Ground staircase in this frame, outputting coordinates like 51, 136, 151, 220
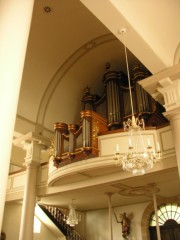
39, 204, 85, 240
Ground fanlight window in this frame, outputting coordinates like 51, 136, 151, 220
150, 203, 180, 226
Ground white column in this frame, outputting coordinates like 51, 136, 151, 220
152, 191, 161, 240
156, 77, 180, 177
0, 0, 34, 231
19, 162, 39, 240
164, 110, 180, 177
19, 140, 42, 240
106, 193, 114, 240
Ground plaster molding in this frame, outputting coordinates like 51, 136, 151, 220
139, 64, 180, 105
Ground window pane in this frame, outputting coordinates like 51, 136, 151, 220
149, 203, 180, 227
171, 211, 176, 219
159, 215, 166, 223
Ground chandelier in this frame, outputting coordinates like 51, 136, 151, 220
114, 28, 161, 175
64, 200, 81, 227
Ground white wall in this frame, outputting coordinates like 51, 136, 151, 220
85, 202, 150, 240
2, 201, 150, 240
73, 211, 87, 237
2, 203, 59, 240
2, 203, 22, 240
86, 208, 108, 240
33, 222, 58, 240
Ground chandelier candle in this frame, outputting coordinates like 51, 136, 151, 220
113, 28, 161, 175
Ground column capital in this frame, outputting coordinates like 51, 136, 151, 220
157, 78, 180, 112
163, 108, 180, 121
13, 132, 50, 164
23, 141, 44, 164
13, 131, 50, 148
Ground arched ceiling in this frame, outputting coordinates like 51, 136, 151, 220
15, 0, 180, 136
10, 0, 180, 212
15, 0, 136, 135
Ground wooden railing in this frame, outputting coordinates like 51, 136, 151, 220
39, 205, 85, 240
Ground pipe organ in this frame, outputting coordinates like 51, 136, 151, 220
103, 70, 122, 129
51, 63, 168, 168
132, 63, 153, 114
52, 110, 107, 168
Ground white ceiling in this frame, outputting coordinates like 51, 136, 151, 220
40, 166, 180, 211
12, 0, 180, 211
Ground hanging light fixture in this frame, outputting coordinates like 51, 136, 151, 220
114, 28, 161, 175
64, 200, 81, 227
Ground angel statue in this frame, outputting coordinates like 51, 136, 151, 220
0, 231, 6, 240
119, 212, 133, 239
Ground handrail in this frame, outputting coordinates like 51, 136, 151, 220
39, 204, 86, 240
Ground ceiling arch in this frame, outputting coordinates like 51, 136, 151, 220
36, 33, 117, 127
15, 0, 180, 136
10, 0, 180, 212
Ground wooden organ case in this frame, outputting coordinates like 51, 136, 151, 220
51, 63, 168, 168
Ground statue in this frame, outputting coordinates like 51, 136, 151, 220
0, 231, 6, 240
118, 212, 133, 239
119, 212, 131, 239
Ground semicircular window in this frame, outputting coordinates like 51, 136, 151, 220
150, 203, 180, 226
149, 203, 180, 240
